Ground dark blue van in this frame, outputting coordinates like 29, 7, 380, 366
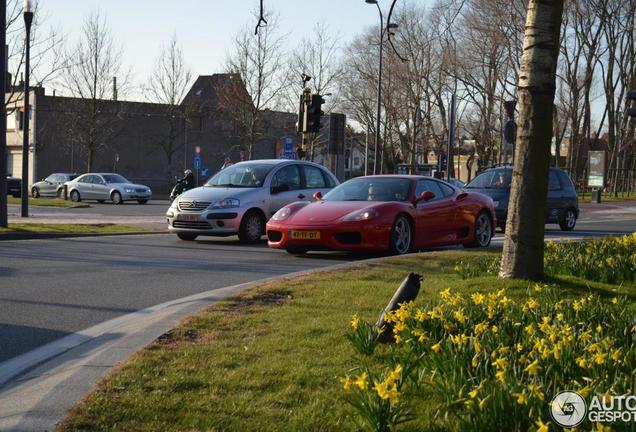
465, 166, 579, 231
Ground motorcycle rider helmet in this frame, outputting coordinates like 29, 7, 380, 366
183, 169, 193, 181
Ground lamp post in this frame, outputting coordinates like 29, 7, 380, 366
0, 0, 7, 227
365, 0, 396, 175
21, 0, 34, 217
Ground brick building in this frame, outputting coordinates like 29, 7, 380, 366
5, 74, 296, 194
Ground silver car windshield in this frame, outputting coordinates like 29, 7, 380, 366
102, 174, 129, 184
323, 178, 411, 202
206, 163, 275, 188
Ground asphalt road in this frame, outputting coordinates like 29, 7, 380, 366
0, 235, 355, 363
1, 200, 634, 364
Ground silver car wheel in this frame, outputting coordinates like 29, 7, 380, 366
245, 214, 261, 239
391, 216, 412, 255
111, 191, 122, 205
475, 213, 492, 247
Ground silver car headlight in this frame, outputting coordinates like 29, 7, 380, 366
493, 201, 499, 208
209, 198, 240, 209
125, 188, 135, 193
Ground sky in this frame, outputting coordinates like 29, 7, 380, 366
37, 0, 392, 100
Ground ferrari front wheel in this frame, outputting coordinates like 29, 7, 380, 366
390, 215, 412, 255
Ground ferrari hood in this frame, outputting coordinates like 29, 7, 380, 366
290, 201, 378, 223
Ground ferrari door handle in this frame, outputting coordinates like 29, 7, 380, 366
297, 194, 306, 199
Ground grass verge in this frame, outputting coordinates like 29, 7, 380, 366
0, 223, 150, 235
7, 197, 87, 208
57, 250, 630, 431
579, 190, 636, 202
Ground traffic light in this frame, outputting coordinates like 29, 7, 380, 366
307, 94, 325, 133
628, 90, 636, 118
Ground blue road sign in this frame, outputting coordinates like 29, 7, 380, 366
194, 154, 201, 170
201, 166, 209, 177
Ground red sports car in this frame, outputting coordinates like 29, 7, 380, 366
266, 175, 496, 255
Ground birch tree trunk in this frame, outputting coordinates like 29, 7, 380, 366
499, 0, 564, 280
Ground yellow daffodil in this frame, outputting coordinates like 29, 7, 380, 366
495, 370, 506, 383
468, 388, 478, 399
611, 297, 618, 304
513, 392, 526, 405
340, 375, 352, 391
492, 357, 507, 370
350, 314, 360, 330
471, 293, 485, 305
525, 359, 540, 375
431, 343, 442, 353
535, 418, 549, 432
454, 309, 467, 324
354, 372, 368, 390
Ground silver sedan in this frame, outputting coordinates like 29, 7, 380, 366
166, 159, 339, 243
65, 173, 152, 204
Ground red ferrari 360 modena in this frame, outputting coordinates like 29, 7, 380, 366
266, 175, 496, 255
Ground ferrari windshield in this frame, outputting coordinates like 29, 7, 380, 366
323, 178, 411, 202
206, 162, 276, 188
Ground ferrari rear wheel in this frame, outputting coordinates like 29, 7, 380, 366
464, 211, 493, 248
390, 215, 412, 255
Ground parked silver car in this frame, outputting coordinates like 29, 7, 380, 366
32, 173, 78, 198
166, 159, 339, 242
65, 173, 152, 204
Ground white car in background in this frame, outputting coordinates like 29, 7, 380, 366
65, 173, 152, 204
166, 159, 339, 243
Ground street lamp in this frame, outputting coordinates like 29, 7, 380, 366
365, 0, 387, 175
21, 0, 34, 217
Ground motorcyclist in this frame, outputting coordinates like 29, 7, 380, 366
181, 169, 195, 189
170, 169, 195, 202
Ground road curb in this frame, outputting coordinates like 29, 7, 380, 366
0, 230, 168, 241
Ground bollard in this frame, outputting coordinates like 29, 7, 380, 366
63, 184, 68, 200
375, 272, 422, 343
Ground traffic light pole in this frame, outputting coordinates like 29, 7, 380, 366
299, 87, 311, 160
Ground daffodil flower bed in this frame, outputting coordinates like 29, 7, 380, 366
544, 233, 636, 284
454, 234, 636, 285
342, 284, 636, 431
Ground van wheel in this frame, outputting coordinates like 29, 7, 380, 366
559, 208, 577, 231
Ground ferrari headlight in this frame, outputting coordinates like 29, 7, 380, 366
343, 208, 380, 221
271, 207, 291, 221
209, 198, 240, 209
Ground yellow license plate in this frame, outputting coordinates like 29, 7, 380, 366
289, 230, 320, 240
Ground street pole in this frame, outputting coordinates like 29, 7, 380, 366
374, 15, 383, 175
364, 125, 369, 176
0, 1, 7, 227
446, 93, 456, 181
365, 0, 384, 175
21, 0, 34, 218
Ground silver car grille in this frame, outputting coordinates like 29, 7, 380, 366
172, 221, 212, 230
135, 188, 147, 193
178, 199, 211, 212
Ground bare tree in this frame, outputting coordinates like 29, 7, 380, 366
146, 34, 193, 180
5, 0, 66, 110
59, 11, 130, 172
219, 11, 286, 160
500, 0, 565, 280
